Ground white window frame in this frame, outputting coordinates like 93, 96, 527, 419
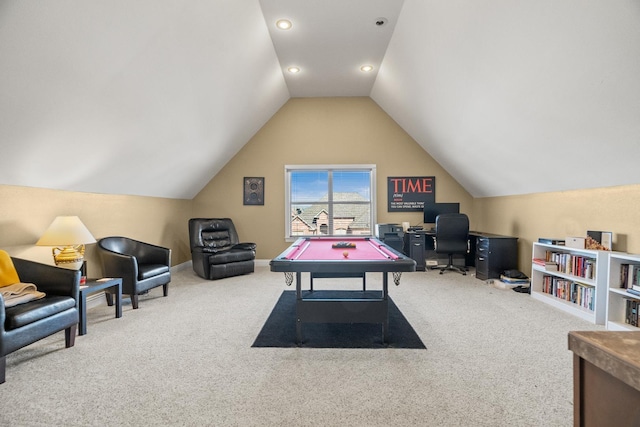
284, 164, 377, 241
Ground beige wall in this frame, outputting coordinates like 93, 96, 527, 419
475, 184, 640, 273
4, 97, 637, 276
192, 97, 473, 258
0, 185, 192, 276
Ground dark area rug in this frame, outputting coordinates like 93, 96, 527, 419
252, 290, 426, 349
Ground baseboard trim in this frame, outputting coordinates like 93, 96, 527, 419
176, 259, 270, 271
86, 261, 192, 310
85, 291, 107, 310
171, 261, 192, 272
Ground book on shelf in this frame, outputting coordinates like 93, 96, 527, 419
538, 238, 565, 245
627, 288, 640, 296
626, 299, 639, 326
544, 251, 596, 279
534, 258, 559, 271
541, 275, 594, 310
633, 266, 640, 292
620, 264, 640, 290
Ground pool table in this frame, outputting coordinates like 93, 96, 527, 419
270, 237, 416, 344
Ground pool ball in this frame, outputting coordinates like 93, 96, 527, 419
343, 251, 349, 258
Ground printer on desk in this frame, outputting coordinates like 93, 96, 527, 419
375, 223, 404, 253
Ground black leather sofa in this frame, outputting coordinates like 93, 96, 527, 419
188, 218, 256, 280
97, 237, 171, 309
1, 258, 80, 384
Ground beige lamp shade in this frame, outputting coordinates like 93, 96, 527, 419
36, 216, 96, 269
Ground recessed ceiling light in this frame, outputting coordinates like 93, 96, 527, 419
288, 66, 300, 73
360, 65, 374, 72
276, 19, 292, 30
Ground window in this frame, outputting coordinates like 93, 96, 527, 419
285, 165, 376, 239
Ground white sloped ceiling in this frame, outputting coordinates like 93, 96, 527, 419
1, 0, 639, 200
0, 0, 289, 199
372, 0, 640, 197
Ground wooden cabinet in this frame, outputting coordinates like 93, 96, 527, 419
569, 331, 640, 426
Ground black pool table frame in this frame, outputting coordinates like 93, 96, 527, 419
270, 238, 416, 344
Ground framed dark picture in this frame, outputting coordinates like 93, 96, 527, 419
244, 177, 264, 205
387, 176, 435, 211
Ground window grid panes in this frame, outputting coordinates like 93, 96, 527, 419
286, 165, 376, 239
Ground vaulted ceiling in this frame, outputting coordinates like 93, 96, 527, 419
1, 1, 639, 200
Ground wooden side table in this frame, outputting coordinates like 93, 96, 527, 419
568, 331, 640, 426
78, 278, 123, 336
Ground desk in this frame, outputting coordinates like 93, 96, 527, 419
404, 231, 518, 279
568, 331, 640, 426
78, 278, 122, 336
270, 237, 416, 344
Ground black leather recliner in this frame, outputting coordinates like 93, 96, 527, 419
1, 258, 80, 384
97, 237, 171, 309
189, 218, 256, 280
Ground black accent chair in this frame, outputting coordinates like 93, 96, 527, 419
189, 218, 256, 280
1, 258, 80, 384
433, 213, 470, 275
97, 237, 171, 309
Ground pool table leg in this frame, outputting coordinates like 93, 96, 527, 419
383, 272, 389, 343
296, 272, 303, 345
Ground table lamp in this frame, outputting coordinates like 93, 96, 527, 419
36, 216, 96, 270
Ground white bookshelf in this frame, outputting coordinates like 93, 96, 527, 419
530, 242, 609, 325
606, 252, 640, 331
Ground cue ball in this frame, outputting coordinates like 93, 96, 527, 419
343, 251, 349, 258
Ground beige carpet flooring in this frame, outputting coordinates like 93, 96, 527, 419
0, 264, 603, 426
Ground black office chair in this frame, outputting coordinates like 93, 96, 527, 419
433, 213, 470, 275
